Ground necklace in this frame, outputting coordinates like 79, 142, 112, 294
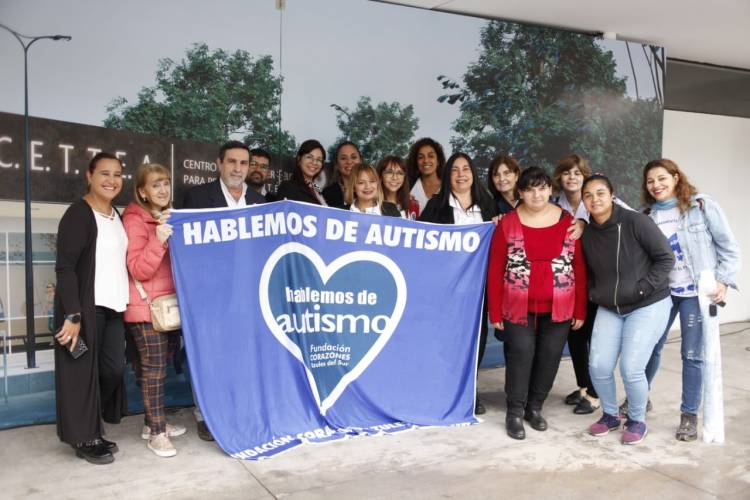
84, 195, 114, 220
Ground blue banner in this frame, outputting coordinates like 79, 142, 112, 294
168, 200, 494, 459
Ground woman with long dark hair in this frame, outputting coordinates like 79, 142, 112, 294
54, 152, 129, 464
487, 167, 588, 440
277, 140, 328, 205
420, 152, 498, 415
323, 141, 362, 208
377, 155, 419, 219
641, 159, 740, 441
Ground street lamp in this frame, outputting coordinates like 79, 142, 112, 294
0, 23, 71, 369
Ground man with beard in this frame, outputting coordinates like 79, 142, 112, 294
183, 141, 267, 209
248, 148, 272, 201
181, 140, 265, 441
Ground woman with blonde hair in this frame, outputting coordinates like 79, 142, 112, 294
641, 158, 740, 441
345, 163, 401, 217
123, 163, 186, 457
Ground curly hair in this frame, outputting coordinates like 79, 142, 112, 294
406, 137, 445, 185
642, 159, 697, 213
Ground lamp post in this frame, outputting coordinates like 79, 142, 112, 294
0, 24, 71, 369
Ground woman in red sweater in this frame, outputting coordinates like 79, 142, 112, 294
487, 167, 588, 440
123, 163, 186, 457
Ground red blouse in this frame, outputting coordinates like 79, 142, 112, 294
487, 216, 588, 324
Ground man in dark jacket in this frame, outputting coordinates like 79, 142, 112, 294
180, 141, 265, 441
182, 141, 266, 209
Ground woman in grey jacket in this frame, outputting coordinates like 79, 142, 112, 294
641, 159, 740, 442
580, 174, 675, 445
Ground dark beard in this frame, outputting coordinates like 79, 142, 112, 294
247, 177, 265, 189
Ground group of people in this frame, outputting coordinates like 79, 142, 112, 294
52, 136, 740, 465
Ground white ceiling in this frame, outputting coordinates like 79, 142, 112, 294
384, 0, 750, 70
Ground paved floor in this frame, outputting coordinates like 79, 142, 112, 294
1, 323, 749, 500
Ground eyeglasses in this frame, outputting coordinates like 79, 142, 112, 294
249, 161, 269, 170
383, 169, 404, 177
303, 154, 324, 165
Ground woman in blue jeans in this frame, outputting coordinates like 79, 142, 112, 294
580, 174, 675, 445
641, 159, 740, 441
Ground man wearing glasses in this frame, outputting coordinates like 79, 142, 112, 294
248, 148, 272, 200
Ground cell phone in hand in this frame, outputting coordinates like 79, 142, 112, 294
55, 326, 88, 359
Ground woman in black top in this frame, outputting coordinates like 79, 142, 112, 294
581, 174, 674, 445
54, 152, 129, 464
323, 141, 362, 208
419, 153, 498, 415
487, 154, 520, 215
277, 140, 328, 205
419, 153, 498, 224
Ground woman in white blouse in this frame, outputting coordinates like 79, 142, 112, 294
419, 152, 499, 415
407, 138, 445, 213
53, 152, 129, 464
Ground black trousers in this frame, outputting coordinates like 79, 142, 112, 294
566, 301, 598, 398
95, 307, 127, 424
503, 314, 569, 417
55, 306, 126, 445
477, 300, 489, 373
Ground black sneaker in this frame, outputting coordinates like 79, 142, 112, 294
565, 389, 584, 406
619, 398, 652, 418
74, 441, 114, 465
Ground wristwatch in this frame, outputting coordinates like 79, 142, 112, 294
65, 313, 81, 324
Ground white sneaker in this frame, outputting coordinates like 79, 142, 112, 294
147, 433, 177, 458
141, 423, 187, 440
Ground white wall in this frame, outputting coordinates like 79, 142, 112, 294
662, 110, 750, 323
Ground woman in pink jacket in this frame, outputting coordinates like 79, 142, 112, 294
123, 163, 186, 457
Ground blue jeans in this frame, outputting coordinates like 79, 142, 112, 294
589, 297, 671, 422
645, 295, 703, 414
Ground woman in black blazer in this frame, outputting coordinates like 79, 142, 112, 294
54, 152, 129, 464
277, 140, 328, 205
419, 152, 498, 415
419, 153, 498, 224
323, 141, 362, 209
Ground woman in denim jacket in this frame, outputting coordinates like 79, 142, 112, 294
641, 159, 740, 442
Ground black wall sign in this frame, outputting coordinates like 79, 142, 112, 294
0, 112, 294, 208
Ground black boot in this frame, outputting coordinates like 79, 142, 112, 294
523, 408, 548, 431
506, 415, 526, 440
475, 394, 486, 415
676, 412, 698, 442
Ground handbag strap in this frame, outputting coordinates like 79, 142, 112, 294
133, 279, 152, 305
